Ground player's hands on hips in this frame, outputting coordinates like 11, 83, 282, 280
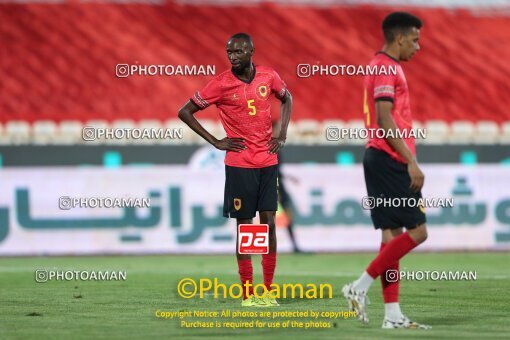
267, 137, 285, 154
408, 160, 425, 192
213, 137, 246, 152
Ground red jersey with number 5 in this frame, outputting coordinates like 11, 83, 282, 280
191, 65, 287, 168
364, 52, 416, 164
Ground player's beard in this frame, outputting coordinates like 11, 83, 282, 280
232, 60, 251, 74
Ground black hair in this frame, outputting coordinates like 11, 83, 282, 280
229, 32, 253, 46
382, 12, 422, 42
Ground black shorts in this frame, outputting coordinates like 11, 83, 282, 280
363, 147, 426, 230
223, 164, 278, 219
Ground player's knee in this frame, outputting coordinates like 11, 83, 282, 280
417, 232, 428, 244
419, 225, 428, 242
268, 223, 276, 234
408, 224, 427, 244
259, 212, 275, 227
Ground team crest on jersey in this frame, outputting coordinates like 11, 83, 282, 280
234, 198, 242, 211
419, 204, 425, 214
256, 83, 269, 100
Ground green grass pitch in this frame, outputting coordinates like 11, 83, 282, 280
0, 252, 509, 339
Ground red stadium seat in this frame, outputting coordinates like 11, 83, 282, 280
0, 2, 508, 124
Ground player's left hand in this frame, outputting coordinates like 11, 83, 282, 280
267, 137, 285, 154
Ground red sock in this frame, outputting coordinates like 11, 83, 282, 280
366, 233, 416, 279
237, 259, 253, 299
379, 242, 400, 303
262, 252, 277, 291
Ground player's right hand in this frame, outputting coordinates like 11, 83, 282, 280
213, 137, 246, 152
408, 160, 425, 192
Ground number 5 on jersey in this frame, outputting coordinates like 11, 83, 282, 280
247, 99, 257, 116
363, 88, 371, 127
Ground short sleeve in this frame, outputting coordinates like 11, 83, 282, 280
191, 78, 222, 109
271, 70, 287, 99
373, 72, 397, 102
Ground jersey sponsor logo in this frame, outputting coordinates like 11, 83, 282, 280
238, 224, 269, 254
256, 83, 269, 100
234, 198, 242, 211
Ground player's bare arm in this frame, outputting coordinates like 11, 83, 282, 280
375, 100, 424, 192
178, 100, 246, 152
267, 90, 292, 154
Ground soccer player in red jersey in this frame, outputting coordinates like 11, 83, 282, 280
178, 33, 292, 307
342, 12, 431, 329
